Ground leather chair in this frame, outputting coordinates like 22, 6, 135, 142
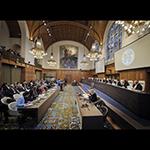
99, 106, 109, 128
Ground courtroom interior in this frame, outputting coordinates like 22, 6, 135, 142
0, 20, 150, 129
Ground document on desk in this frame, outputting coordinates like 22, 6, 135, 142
82, 94, 89, 99
25, 103, 33, 107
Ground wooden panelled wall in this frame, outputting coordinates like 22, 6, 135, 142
119, 69, 146, 81
23, 65, 43, 81
106, 63, 115, 74
43, 69, 95, 83
0, 58, 43, 83
23, 65, 36, 81
97, 73, 105, 79
0, 59, 25, 83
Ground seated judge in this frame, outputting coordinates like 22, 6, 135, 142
88, 89, 98, 103
123, 80, 130, 88
117, 80, 122, 87
133, 80, 143, 91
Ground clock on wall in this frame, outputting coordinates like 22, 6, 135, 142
121, 48, 135, 66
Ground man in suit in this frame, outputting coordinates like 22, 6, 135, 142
88, 89, 98, 103
133, 81, 143, 91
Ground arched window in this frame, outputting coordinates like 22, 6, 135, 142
106, 22, 122, 61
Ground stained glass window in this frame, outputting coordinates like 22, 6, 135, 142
106, 22, 122, 60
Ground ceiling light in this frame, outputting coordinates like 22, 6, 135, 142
29, 36, 47, 59
86, 40, 102, 61
115, 20, 150, 36
47, 46, 57, 66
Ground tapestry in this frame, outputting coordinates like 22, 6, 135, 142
60, 45, 78, 69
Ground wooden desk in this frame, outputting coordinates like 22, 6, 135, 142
77, 97, 102, 117
76, 90, 104, 129
18, 87, 59, 124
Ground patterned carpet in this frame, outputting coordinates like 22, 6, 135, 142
36, 85, 81, 129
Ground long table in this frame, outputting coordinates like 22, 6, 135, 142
82, 79, 150, 120
18, 87, 59, 124
75, 87, 104, 129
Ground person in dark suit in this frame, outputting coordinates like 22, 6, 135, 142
117, 80, 122, 87
133, 81, 143, 91
123, 80, 130, 88
88, 89, 98, 103
1, 83, 15, 98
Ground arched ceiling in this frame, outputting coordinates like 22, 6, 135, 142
26, 20, 108, 51
2, 21, 108, 50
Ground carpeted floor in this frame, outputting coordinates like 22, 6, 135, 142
36, 85, 81, 129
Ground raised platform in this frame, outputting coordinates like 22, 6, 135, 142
81, 81, 150, 129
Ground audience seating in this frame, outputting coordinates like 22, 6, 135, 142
8, 102, 22, 126
1, 97, 12, 105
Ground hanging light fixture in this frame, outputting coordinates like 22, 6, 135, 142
29, 37, 47, 59
115, 20, 150, 36
47, 45, 57, 66
80, 48, 88, 66
29, 27, 47, 59
86, 40, 102, 61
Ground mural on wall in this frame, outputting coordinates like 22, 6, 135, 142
60, 45, 78, 69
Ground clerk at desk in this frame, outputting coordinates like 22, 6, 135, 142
88, 89, 98, 102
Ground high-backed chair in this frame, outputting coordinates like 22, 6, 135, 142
0, 97, 13, 122
139, 80, 145, 91
99, 106, 109, 128
1, 97, 12, 105
127, 80, 133, 90
8, 102, 22, 127
95, 99, 107, 110
92, 97, 101, 105
8, 102, 20, 116
120, 80, 124, 86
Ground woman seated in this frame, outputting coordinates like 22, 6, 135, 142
16, 94, 25, 107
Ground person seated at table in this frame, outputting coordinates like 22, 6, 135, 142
133, 80, 143, 91
38, 84, 47, 94
29, 86, 39, 101
112, 80, 117, 86
1, 83, 17, 99
16, 83, 25, 92
22, 90, 31, 103
88, 89, 98, 103
108, 79, 112, 84
123, 80, 130, 88
16, 94, 26, 107
72, 80, 78, 86
117, 80, 122, 87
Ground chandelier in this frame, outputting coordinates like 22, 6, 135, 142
29, 36, 47, 59
80, 48, 88, 65
115, 20, 150, 36
47, 46, 57, 66
86, 40, 102, 61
